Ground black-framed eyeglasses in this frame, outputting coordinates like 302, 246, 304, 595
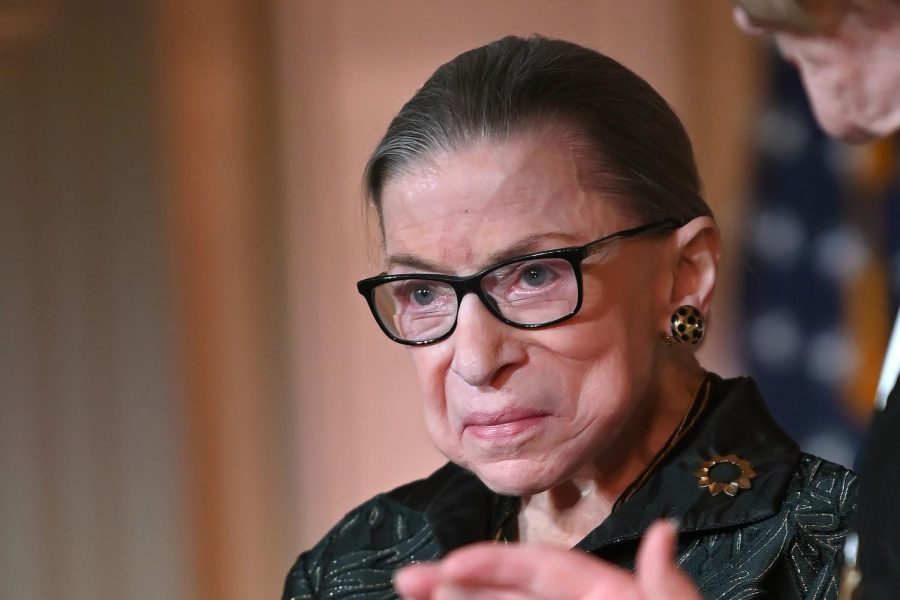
357, 219, 682, 346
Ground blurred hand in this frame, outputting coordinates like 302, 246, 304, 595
393, 519, 700, 600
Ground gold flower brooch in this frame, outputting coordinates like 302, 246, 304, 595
695, 453, 756, 497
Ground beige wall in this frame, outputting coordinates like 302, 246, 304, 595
155, 1, 290, 598
277, 0, 763, 551
0, 4, 193, 600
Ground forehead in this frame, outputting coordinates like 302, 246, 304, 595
379, 129, 628, 273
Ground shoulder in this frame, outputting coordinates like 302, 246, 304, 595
784, 453, 858, 522
779, 453, 858, 596
688, 454, 857, 598
281, 463, 465, 600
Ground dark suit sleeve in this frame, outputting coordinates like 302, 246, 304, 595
857, 380, 900, 600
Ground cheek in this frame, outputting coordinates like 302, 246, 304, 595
408, 346, 461, 448
409, 346, 451, 407
415, 364, 472, 467
780, 37, 858, 119
543, 317, 657, 459
544, 321, 647, 401
543, 279, 658, 405
529, 319, 644, 421
566, 274, 657, 357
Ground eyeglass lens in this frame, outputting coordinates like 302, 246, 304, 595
371, 257, 579, 343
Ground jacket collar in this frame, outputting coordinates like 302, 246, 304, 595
394, 374, 800, 554
576, 374, 800, 553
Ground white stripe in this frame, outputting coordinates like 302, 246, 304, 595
875, 308, 900, 410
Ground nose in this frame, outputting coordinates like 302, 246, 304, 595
449, 293, 525, 388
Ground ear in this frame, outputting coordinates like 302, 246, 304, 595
659, 216, 720, 329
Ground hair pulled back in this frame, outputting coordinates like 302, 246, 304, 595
364, 35, 711, 228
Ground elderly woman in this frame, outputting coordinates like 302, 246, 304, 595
283, 36, 856, 600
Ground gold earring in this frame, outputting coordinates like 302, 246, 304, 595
663, 305, 705, 345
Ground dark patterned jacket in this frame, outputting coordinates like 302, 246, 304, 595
283, 376, 858, 599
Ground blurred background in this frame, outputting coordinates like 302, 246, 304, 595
2, 1, 897, 599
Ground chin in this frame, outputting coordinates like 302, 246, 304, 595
467, 458, 561, 496
806, 83, 900, 143
812, 104, 877, 144
824, 108, 900, 143
824, 121, 875, 144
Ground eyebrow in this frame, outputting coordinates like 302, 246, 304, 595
385, 231, 586, 274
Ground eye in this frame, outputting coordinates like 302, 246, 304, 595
388, 279, 455, 313
411, 285, 437, 306
520, 263, 551, 287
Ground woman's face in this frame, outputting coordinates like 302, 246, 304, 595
379, 130, 673, 496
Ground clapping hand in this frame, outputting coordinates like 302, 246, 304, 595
394, 519, 701, 600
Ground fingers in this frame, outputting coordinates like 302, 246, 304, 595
395, 521, 702, 600
431, 584, 534, 600
415, 542, 636, 599
636, 519, 702, 600
636, 519, 678, 582
444, 542, 633, 594
395, 564, 531, 600
394, 563, 441, 600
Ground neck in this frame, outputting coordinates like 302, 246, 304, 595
517, 358, 707, 547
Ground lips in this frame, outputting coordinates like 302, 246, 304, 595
462, 408, 550, 440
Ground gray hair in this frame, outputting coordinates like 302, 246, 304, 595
363, 35, 712, 230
